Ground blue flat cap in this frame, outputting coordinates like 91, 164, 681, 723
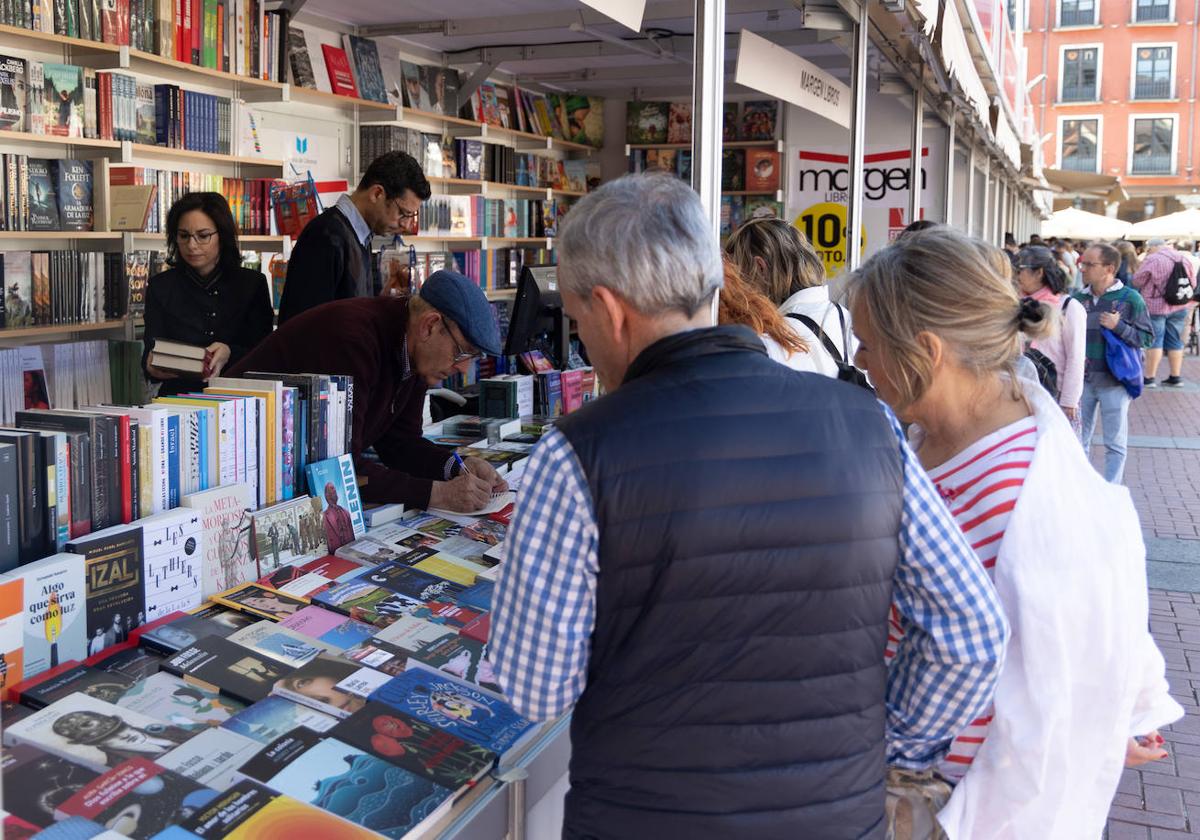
419, 269, 502, 356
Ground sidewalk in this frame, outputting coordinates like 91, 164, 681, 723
1105, 354, 1200, 839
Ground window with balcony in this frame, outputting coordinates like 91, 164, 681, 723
1131, 117, 1174, 173
1134, 46, 1172, 98
1060, 119, 1099, 172
1135, 0, 1171, 21
1059, 0, 1096, 26
1061, 48, 1099, 101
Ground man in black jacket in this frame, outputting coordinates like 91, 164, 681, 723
277, 151, 431, 325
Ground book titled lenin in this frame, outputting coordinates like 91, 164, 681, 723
321, 45, 359, 98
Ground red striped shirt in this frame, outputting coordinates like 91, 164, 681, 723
885, 416, 1037, 779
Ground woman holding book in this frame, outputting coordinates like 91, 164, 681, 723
142, 191, 275, 397
847, 226, 1179, 839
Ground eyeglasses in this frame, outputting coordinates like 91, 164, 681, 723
440, 315, 480, 363
1078, 261, 1104, 269
176, 230, 217, 245
388, 197, 420, 222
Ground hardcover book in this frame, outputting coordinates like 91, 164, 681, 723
54, 756, 219, 835
116, 670, 244, 729
667, 101, 691, 144
137, 508, 204, 620
67, 526, 146, 658
740, 99, 778, 140
26, 158, 60, 230
0, 55, 28, 131
344, 35, 387, 104
321, 45, 359, 98
250, 497, 327, 576
270, 653, 387, 718
235, 728, 451, 837
181, 483, 255, 599
53, 159, 93, 231
18, 552, 88, 678
41, 63, 83, 137
305, 454, 365, 552
368, 668, 537, 759
1, 744, 101, 830
162, 635, 295, 705
330, 701, 495, 790
721, 148, 746, 192
4, 692, 198, 771
15, 663, 134, 709
745, 148, 780, 192
286, 27, 317, 89
220, 694, 338, 745
227, 620, 325, 668
723, 102, 739, 141
625, 100, 669, 144
212, 582, 309, 621
179, 779, 380, 838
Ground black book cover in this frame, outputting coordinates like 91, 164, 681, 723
138, 611, 239, 655
236, 725, 322, 785
163, 634, 294, 704
329, 700, 495, 790
19, 664, 134, 710
0, 430, 48, 564
1, 743, 101, 829
92, 644, 165, 682
128, 419, 140, 522
0, 443, 18, 572
16, 411, 103, 533
54, 159, 93, 232
31, 430, 59, 553
26, 158, 60, 231
68, 526, 146, 658
178, 779, 278, 837
56, 757, 219, 836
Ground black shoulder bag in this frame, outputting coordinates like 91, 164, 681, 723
786, 306, 874, 392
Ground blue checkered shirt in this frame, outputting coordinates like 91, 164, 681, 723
490, 405, 1009, 769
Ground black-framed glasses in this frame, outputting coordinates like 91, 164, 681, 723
388, 197, 420, 222
176, 229, 217, 244
440, 315, 480, 362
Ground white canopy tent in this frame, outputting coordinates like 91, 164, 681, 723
1039, 207, 1133, 240
1127, 208, 1200, 240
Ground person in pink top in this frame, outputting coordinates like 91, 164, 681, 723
1015, 245, 1086, 430
1133, 245, 1196, 387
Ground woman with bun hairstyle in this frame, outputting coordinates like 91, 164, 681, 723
1015, 245, 1087, 431
847, 226, 1179, 839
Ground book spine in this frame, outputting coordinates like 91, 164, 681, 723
128, 420, 140, 521
166, 414, 179, 508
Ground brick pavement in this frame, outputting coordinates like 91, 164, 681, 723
1105, 354, 1200, 839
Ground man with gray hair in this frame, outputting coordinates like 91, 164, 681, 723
490, 173, 1007, 839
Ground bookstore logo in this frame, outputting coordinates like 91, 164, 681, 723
296, 137, 309, 155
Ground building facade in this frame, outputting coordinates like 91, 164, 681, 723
1025, 0, 1200, 219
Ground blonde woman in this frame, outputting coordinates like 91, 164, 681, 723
724, 218, 856, 377
848, 226, 1180, 839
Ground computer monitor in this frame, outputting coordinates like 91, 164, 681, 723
504, 265, 569, 368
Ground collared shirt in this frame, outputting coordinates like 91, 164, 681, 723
336, 194, 372, 250
1089, 278, 1123, 304
490, 403, 1010, 770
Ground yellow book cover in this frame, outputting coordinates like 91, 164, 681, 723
137, 424, 153, 518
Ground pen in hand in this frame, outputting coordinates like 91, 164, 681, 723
452, 452, 472, 478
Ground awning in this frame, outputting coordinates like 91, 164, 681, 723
939, 0, 991, 132
1128, 208, 1200, 239
1042, 169, 1130, 203
1040, 207, 1133, 240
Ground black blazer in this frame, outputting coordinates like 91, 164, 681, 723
142, 264, 275, 396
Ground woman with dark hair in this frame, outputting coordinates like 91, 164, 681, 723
1016, 244, 1087, 428
142, 191, 274, 396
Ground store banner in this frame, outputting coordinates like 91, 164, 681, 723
784, 97, 946, 276
734, 30, 851, 129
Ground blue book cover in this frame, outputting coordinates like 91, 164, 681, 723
456, 581, 494, 612
54, 159, 93, 232
197, 407, 209, 491
368, 668, 537, 757
220, 694, 338, 745
305, 454, 366, 552
238, 729, 448, 837
347, 35, 387, 104
165, 414, 180, 508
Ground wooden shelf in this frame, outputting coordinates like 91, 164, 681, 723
723, 191, 781, 196
0, 230, 120, 240
553, 188, 587, 198
427, 178, 575, 197
126, 48, 285, 93
128, 232, 286, 248
406, 235, 553, 247
240, 235, 289, 247
626, 140, 778, 149
0, 22, 121, 54
0, 129, 120, 150
486, 288, 518, 299
405, 108, 480, 129
0, 319, 128, 340
126, 143, 283, 168
288, 86, 396, 111
403, 107, 597, 153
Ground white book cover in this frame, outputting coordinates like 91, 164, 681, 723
137, 508, 204, 619
17, 554, 88, 679
158, 726, 261, 791
208, 378, 279, 506
227, 619, 326, 668
180, 482, 255, 599
107, 406, 169, 514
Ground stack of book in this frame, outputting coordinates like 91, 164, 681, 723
148, 339, 206, 375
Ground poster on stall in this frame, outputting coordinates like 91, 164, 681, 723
785, 93, 946, 278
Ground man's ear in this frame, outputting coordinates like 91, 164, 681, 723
591, 286, 628, 343
419, 309, 442, 339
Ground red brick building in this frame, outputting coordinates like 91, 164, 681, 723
1024, 0, 1200, 219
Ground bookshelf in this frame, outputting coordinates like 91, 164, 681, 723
426, 177, 587, 200
0, 231, 121, 241
286, 85, 397, 112
123, 143, 285, 169
0, 129, 121, 150
122, 47, 287, 94
0, 21, 121, 54
625, 140, 784, 151
0, 319, 130, 339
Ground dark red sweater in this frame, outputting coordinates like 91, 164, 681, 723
228, 297, 451, 508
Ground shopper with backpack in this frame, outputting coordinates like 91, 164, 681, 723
1016, 245, 1087, 431
1133, 244, 1196, 387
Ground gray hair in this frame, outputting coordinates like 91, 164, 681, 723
555, 173, 723, 315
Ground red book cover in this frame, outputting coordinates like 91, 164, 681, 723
101, 1, 120, 45
5, 659, 82, 705
745, 149, 781, 193
321, 44, 358, 98
117, 0, 130, 46
191, 0, 201, 64
175, 0, 185, 61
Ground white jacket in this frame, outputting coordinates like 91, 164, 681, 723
777, 286, 860, 378
937, 376, 1182, 839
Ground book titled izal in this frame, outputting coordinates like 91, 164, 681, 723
305, 454, 365, 553
67, 526, 146, 659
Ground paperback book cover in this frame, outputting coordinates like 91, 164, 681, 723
306, 454, 366, 552
721, 148, 746, 191
138, 508, 204, 620
279, 606, 374, 651
180, 779, 380, 839
26, 158, 60, 230
4, 692, 198, 771
156, 725, 262, 791
740, 100, 778, 140
3, 251, 34, 327
400, 62, 427, 110
0, 575, 22, 693
181, 483, 255, 599
16, 663, 134, 709
666, 101, 691, 144
212, 582, 309, 621
116, 670, 244, 729
340, 637, 411, 676
1, 744, 100, 830
189, 603, 258, 631
42, 63, 83, 137
625, 100, 668, 144
163, 635, 295, 705
371, 615, 458, 655
220, 694, 337, 745
270, 653, 387, 718
0, 54, 28, 131
330, 700, 495, 790
422, 66, 457, 116
88, 642, 165, 682
250, 497, 327, 575
54, 159, 93, 231
20, 553, 88, 678
54, 756, 219, 836
286, 27, 317, 89
227, 620, 325, 668
369, 669, 537, 759
312, 580, 435, 630
745, 148, 781, 192
67, 526, 146, 658
407, 633, 500, 695
345, 35, 386, 104
236, 728, 451, 838
321, 45, 359, 98
744, 197, 785, 222
138, 610, 242, 654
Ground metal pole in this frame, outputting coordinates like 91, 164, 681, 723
943, 113, 956, 224
846, 0, 869, 270
966, 141, 977, 235
691, 0, 725, 241
982, 157, 991, 242
908, 75, 925, 227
